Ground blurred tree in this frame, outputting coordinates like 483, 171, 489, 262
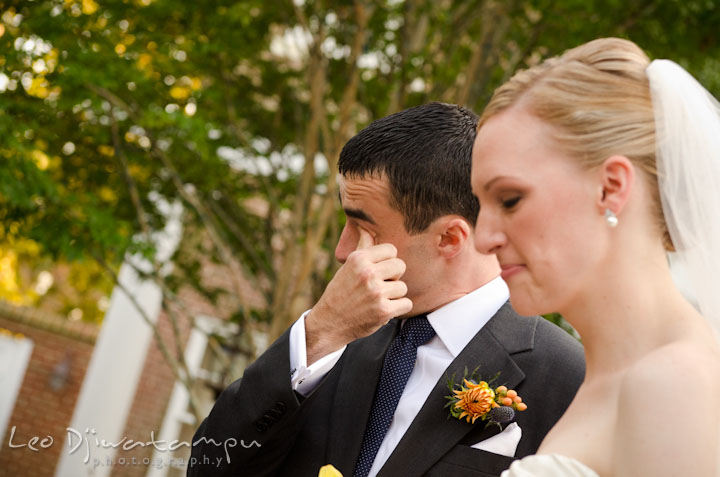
1, 0, 719, 413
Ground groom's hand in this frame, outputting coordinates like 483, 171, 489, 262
305, 227, 412, 365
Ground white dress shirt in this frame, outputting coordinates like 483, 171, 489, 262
289, 277, 513, 476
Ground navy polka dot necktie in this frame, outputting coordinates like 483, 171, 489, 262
353, 315, 436, 477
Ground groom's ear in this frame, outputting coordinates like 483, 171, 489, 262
435, 216, 471, 259
596, 155, 635, 216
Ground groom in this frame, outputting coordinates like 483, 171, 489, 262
188, 102, 584, 476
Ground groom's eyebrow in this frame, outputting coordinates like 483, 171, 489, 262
344, 207, 376, 225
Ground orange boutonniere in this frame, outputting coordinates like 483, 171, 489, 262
445, 368, 527, 427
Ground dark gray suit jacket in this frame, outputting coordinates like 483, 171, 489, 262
188, 303, 585, 476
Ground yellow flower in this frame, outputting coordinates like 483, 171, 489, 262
318, 464, 343, 477
453, 379, 495, 424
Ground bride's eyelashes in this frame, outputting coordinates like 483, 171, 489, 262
474, 189, 522, 212
500, 196, 521, 210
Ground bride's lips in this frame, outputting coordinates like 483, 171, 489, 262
500, 264, 526, 280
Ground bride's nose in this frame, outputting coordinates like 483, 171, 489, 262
473, 212, 507, 255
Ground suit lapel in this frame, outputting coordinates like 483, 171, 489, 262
378, 307, 527, 476
327, 319, 400, 475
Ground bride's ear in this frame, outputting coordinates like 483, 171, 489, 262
597, 155, 635, 216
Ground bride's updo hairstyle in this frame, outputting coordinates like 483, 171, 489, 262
478, 37, 674, 251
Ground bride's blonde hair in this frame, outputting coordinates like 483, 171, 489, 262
479, 37, 673, 250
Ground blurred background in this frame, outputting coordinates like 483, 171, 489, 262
1, 0, 719, 475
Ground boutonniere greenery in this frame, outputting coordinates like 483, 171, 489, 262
445, 367, 527, 427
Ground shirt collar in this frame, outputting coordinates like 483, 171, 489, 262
426, 276, 509, 357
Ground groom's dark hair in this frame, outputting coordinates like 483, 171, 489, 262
338, 102, 479, 234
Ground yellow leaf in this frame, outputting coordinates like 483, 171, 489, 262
190, 76, 203, 90
98, 145, 114, 156
26, 76, 49, 99
14, 238, 41, 255
0, 249, 20, 298
169, 85, 190, 100
128, 163, 150, 181
82, 0, 99, 15
98, 186, 116, 203
318, 465, 343, 477
44, 48, 60, 73
31, 150, 50, 170
137, 53, 152, 70
115, 44, 126, 55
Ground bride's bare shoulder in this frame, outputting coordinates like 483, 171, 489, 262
621, 337, 719, 407
628, 337, 719, 385
613, 339, 720, 475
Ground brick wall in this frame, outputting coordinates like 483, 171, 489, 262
0, 312, 97, 477
0, 238, 264, 477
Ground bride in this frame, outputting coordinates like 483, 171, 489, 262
471, 38, 720, 476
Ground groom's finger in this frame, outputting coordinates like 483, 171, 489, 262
387, 297, 413, 318
352, 226, 399, 263
382, 279, 408, 299
374, 258, 406, 281
356, 226, 375, 250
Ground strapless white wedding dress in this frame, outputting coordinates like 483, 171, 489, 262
502, 454, 599, 477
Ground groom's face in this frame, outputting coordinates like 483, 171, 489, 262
335, 174, 436, 312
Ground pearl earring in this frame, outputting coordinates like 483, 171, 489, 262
605, 209, 618, 227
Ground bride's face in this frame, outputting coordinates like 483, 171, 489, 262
471, 105, 605, 316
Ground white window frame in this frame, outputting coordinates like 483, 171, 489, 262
0, 332, 34, 444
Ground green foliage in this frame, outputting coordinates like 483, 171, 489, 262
543, 313, 580, 340
2, 0, 720, 330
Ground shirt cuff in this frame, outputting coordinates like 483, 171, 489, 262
289, 310, 346, 396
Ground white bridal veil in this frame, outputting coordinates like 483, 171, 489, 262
647, 58, 720, 477
646, 60, 720, 338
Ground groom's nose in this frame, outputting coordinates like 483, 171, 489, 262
334, 223, 356, 264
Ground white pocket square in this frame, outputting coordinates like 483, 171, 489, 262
470, 422, 522, 457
